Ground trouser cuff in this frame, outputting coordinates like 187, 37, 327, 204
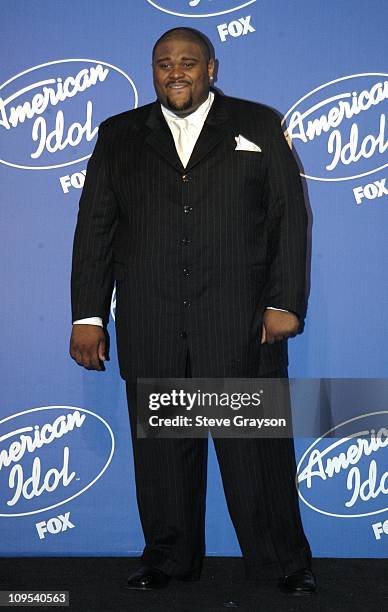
244, 547, 312, 580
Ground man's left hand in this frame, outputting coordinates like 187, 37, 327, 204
261, 309, 299, 344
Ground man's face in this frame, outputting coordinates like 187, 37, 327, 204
153, 37, 214, 116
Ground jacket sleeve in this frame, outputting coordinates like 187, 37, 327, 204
71, 121, 119, 326
262, 112, 308, 321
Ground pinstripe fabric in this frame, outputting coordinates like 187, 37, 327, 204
71, 93, 307, 379
125, 362, 311, 579
71, 92, 311, 577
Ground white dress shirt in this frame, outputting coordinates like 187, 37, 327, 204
161, 90, 214, 168
73, 91, 286, 327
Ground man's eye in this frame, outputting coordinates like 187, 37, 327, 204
159, 63, 171, 69
183, 63, 194, 68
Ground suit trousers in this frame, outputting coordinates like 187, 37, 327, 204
125, 351, 312, 579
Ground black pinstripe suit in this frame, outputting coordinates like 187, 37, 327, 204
71, 92, 312, 577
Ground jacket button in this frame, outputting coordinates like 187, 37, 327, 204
181, 237, 191, 244
179, 331, 187, 338
183, 205, 192, 214
183, 300, 191, 308
183, 268, 190, 276
182, 174, 190, 182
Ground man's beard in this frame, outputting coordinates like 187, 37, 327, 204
165, 94, 193, 113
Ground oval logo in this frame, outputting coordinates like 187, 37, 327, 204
297, 411, 388, 518
0, 59, 138, 171
0, 406, 115, 517
283, 73, 388, 182
146, 0, 256, 18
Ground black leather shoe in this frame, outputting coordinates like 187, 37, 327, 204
127, 565, 171, 590
278, 568, 317, 594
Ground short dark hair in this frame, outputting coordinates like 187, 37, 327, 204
152, 28, 214, 62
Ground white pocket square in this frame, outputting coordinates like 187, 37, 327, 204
234, 134, 262, 152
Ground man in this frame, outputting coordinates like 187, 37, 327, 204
70, 28, 316, 594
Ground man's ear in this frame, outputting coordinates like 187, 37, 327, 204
208, 58, 215, 81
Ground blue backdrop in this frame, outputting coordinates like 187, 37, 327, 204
1, 0, 387, 557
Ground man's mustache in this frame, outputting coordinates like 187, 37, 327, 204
166, 80, 191, 86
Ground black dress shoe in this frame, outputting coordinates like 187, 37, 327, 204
127, 565, 171, 590
278, 568, 317, 594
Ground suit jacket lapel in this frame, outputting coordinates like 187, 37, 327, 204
145, 102, 184, 172
144, 92, 230, 173
186, 92, 229, 171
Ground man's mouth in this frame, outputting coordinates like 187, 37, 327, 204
167, 82, 189, 90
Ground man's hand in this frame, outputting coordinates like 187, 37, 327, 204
261, 309, 299, 344
70, 324, 107, 371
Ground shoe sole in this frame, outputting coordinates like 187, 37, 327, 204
126, 585, 168, 590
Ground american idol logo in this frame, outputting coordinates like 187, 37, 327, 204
297, 412, 388, 518
283, 73, 388, 181
146, 0, 256, 18
0, 406, 114, 517
0, 59, 138, 171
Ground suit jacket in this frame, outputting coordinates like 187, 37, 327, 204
71, 92, 307, 379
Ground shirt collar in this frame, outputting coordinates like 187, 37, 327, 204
161, 91, 214, 127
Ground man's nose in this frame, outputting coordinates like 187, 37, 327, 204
168, 65, 186, 80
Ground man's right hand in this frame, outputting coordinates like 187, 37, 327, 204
70, 324, 107, 371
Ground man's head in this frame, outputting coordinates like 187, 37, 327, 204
152, 28, 215, 116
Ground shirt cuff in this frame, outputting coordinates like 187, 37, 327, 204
73, 317, 103, 327
266, 307, 289, 313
